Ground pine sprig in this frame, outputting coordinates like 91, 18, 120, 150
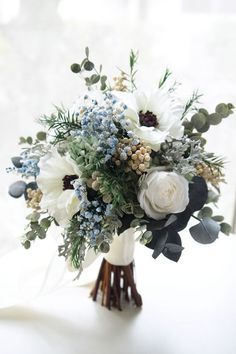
159, 68, 172, 88
181, 90, 203, 120
40, 106, 80, 144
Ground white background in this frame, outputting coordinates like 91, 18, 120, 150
0, 1, 236, 354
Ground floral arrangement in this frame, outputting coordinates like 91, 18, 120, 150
8, 48, 234, 275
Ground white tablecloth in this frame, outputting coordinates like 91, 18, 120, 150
0, 232, 236, 354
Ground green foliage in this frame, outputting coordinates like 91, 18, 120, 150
70, 47, 109, 91
159, 68, 172, 88
220, 222, 232, 235
69, 136, 104, 176
23, 213, 52, 248
196, 207, 231, 236
186, 102, 234, 136
181, 90, 203, 120
59, 218, 87, 269
40, 106, 80, 144
116, 49, 138, 92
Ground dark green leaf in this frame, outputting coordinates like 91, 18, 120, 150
26, 136, 33, 144
85, 46, 89, 58
220, 222, 232, 235
36, 131, 47, 141
208, 113, 222, 125
191, 113, 206, 130
215, 103, 229, 118
90, 74, 100, 84
70, 63, 81, 73
84, 61, 94, 71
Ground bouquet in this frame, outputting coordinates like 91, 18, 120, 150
8, 48, 234, 310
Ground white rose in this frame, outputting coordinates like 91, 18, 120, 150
138, 169, 189, 220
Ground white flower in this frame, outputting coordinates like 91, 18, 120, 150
138, 169, 189, 220
37, 149, 81, 226
115, 90, 184, 151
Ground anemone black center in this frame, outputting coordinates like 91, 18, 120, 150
139, 111, 158, 127
62, 175, 78, 190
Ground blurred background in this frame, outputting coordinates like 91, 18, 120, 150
0, 1, 236, 354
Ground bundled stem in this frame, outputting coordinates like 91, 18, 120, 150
91, 259, 142, 310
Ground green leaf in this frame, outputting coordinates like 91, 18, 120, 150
90, 74, 100, 84
208, 113, 222, 125
85, 46, 89, 58
212, 215, 224, 222
99, 242, 110, 253
19, 137, 26, 144
26, 212, 40, 222
36, 131, 47, 141
215, 103, 229, 118
190, 217, 220, 244
198, 207, 213, 218
191, 113, 207, 130
220, 222, 232, 235
23, 240, 31, 249
26, 136, 33, 144
70, 63, 81, 73
158, 68, 172, 88
84, 60, 94, 71
40, 218, 51, 229
26, 230, 36, 241
100, 75, 107, 83
196, 121, 210, 133
198, 108, 209, 116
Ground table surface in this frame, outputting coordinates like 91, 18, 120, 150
0, 233, 236, 354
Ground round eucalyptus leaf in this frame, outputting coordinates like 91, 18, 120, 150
84, 61, 94, 71
208, 113, 222, 125
220, 222, 232, 235
99, 242, 110, 253
36, 131, 47, 141
215, 103, 229, 118
190, 217, 220, 244
9, 181, 27, 198
70, 63, 81, 73
196, 121, 210, 133
198, 108, 209, 116
26, 231, 36, 241
191, 113, 206, 130
23, 240, 31, 249
11, 156, 23, 168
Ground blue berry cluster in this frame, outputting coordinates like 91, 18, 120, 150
72, 179, 114, 246
72, 93, 130, 163
7, 152, 40, 177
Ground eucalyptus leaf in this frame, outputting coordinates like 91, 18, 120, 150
220, 222, 232, 235
84, 61, 94, 71
191, 113, 206, 130
215, 103, 229, 118
9, 181, 26, 198
208, 113, 222, 125
85, 46, 89, 58
70, 63, 81, 73
196, 121, 210, 133
150, 230, 168, 259
163, 230, 183, 262
190, 217, 220, 244
26, 136, 33, 144
11, 156, 22, 168
36, 131, 47, 141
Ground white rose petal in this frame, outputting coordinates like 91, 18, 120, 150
138, 169, 189, 220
